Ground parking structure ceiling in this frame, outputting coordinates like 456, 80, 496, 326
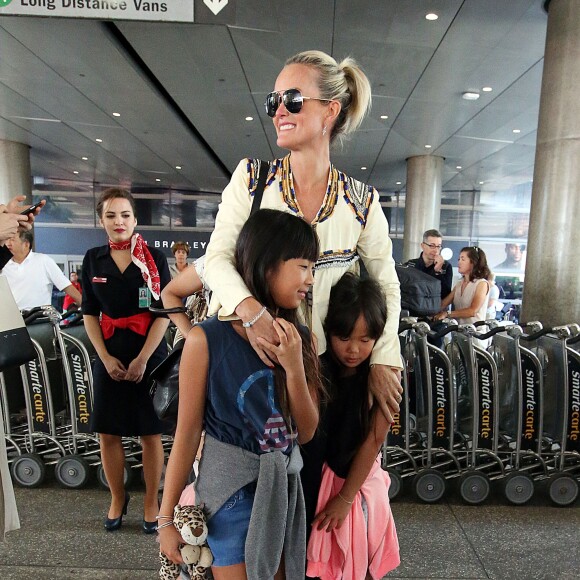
0, 0, 547, 196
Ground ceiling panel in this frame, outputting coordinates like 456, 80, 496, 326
0, 0, 549, 197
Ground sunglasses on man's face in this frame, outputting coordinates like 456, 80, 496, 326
264, 88, 331, 117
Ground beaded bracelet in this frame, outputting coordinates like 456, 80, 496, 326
242, 306, 267, 328
338, 491, 354, 505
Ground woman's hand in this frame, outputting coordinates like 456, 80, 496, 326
102, 355, 127, 382
313, 494, 352, 532
158, 524, 185, 565
237, 298, 279, 367
257, 318, 303, 375
433, 311, 448, 321
125, 355, 147, 383
368, 364, 402, 424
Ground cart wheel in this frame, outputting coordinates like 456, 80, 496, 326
547, 473, 579, 507
97, 462, 132, 490
386, 468, 402, 500
459, 472, 490, 505
11, 453, 46, 488
54, 455, 91, 489
503, 472, 534, 505
414, 469, 446, 503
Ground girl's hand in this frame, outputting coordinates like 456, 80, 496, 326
313, 494, 352, 532
257, 318, 303, 376
125, 355, 147, 383
103, 355, 127, 382
158, 524, 185, 565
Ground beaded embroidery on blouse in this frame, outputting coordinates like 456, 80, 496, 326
278, 155, 339, 224
247, 156, 373, 228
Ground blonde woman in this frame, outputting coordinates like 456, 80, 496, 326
203, 50, 403, 536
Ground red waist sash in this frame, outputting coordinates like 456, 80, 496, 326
100, 312, 152, 340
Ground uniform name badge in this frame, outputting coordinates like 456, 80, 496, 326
138, 287, 151, 308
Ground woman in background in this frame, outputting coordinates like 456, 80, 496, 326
82, 188, 170, 533
435, 246, 491, 325
168, 241, 190, 279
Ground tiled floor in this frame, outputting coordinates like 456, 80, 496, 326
1, 479, 578, 579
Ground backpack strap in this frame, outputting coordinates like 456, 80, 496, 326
250, 160, 270, 215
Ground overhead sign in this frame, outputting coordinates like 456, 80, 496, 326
0, 0, 195, 23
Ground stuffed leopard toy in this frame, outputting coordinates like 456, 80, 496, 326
159, 504, 213, 580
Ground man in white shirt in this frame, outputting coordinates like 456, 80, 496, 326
2, 231, 81, 310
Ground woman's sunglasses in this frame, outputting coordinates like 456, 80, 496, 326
264, 88, 331, 117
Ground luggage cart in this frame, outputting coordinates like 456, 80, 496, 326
488, 322, 552, 505
0, 372, 24, 462
450, 323, 515, 504
52, 324, 101, 489
532, 326, 580, 505
8, 315, 68, 487
394, 319, 463, 502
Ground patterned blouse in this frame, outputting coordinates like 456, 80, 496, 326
204, 156, 401, 368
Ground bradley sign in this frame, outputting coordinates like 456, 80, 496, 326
0, 0, 196, 22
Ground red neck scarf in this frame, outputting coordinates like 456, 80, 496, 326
109, 233, 160, 300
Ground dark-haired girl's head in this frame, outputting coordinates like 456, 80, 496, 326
458, 246, 490, 281
325, 273, 387, 370
234, 208, 319, 314
234, 208, 323, 425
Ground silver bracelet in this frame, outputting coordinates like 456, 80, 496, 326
338, 491, 354, 505
242, 306, 267, 328
156, 520, 175, 531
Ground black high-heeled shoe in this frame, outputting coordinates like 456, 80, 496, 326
104, 492, 130, 532
142, 519, 158, 534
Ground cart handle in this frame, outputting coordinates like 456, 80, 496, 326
567, 333, 580, 345
429, 323, 459, 340
473, 325, 512, 340
398, 322, 415, 333
520, 327, 553, 341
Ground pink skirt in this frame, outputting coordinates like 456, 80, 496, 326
179, 482, 196, 506
307, 458, 400, 580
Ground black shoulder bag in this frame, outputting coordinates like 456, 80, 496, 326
149, 160, 270, 428
0, 276, 37, 372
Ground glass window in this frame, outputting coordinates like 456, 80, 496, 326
32, 180, 95, 226
473, 211, 529, 239
170, 193, 220, 229
440, 209, 473, 238
441, 190, 475, 207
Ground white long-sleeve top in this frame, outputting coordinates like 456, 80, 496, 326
204, 156, 402, 368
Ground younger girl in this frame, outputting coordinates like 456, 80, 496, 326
307, 273, 400, 580
158, 209, 323, 580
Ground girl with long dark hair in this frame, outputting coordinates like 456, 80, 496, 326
158, 209, 324, 580
307, 273, 400, 579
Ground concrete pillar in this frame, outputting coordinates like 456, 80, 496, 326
402, 155, 443, 262
0, 140, 32, 205
521, 0, 580, 326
